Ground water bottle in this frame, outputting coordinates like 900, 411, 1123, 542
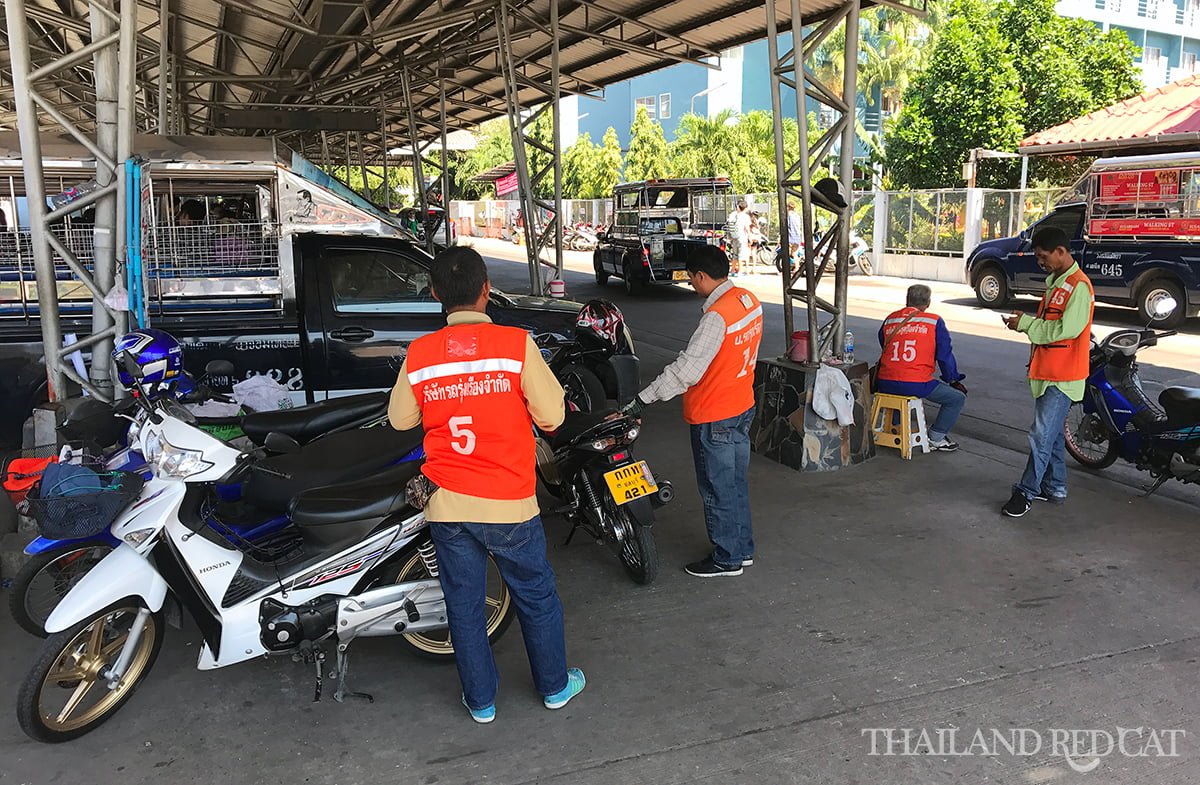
844, 330, 855, 363
49, 179, 100, 208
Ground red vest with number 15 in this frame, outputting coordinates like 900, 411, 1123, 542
405, 323, 535, 499
877, 307, 940, 384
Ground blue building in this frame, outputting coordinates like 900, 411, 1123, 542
1057, 0, 1200, 88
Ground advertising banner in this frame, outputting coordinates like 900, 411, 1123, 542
1089, 217, 1200, 236
1098, 170, 1180, 204
495, 172, 519, 197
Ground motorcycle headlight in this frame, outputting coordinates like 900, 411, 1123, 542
122, 527, 157, 547
151, 435, 213, 479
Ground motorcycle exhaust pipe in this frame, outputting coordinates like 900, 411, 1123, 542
651, 480, 674, 507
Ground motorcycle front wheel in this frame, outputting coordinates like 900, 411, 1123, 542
382, 543, 515, 661
10, 543, 115, 637
1064, 402, 1119, 469
17, 603, 162, 743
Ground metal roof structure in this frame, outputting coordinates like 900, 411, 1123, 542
1, 0, 921, 151
1020, 74, 1200, 156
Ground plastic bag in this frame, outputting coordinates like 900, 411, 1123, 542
231, 374, 294, 412
185, 400, 243, 418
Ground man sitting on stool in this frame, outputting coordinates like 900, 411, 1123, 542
876, 284, 967, 451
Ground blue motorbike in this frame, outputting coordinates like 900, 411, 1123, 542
8, 390, 421, 636
1063, 326, 1200, 495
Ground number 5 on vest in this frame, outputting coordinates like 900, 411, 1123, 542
448, 416, 477, 455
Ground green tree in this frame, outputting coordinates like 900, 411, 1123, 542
597, 126, 623, 194
624, 106, 671, 182
884, 0, 1025, 188
328, 165, 413, 207
562, 132, 609, 198
671, 109, 742, 183
455, 118, 514, 199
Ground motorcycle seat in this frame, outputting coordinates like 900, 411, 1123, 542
289, 461, 423, 548
1159, 387, 1200, 426
242, 425, 424, 513
241, 392, 388, 446
551, 410, 620, 449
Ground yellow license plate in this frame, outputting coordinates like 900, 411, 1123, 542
671, 270, 689, 281
603, 461, 659, 505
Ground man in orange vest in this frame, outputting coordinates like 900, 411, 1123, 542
622, 245, 763, 577
388, 247, 585, 723
876, 284, 968, 451
1001, 226, 1094, 518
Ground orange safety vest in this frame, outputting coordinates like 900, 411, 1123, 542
1028, 267, 1094, 383
406, 322, 536, 500
877, 307, 941, 384
682, 286, 764, 425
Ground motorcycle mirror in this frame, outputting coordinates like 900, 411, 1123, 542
204, 359, 235, 378
264, 431, 302, 454
1147, 296, 1177, 323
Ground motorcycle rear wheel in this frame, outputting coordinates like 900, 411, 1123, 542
383, 544, 515, 661
1064, 402, 1119, 469
17, 603, 162, 743
10, 543, 115, 637
560, 364, 607, 413
607, 503, 658, 585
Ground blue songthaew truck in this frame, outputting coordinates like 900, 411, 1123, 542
966, 152, 1200, 327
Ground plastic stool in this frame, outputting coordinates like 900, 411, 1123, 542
870, 393, 929, 459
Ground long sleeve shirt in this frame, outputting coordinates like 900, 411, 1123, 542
387, 311, 565, 523
1016, 262, 1093, 402
875, 312, 965, 398
638, 280, 734, 404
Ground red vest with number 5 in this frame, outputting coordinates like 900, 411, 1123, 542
1028, 268, 1094, 383
682, 286, 763, 425
877, 307, 940, 384
405, 323, 535, 500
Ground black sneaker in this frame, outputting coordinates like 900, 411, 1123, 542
930, 437, 959, 452
1032, 492, 1066, 505
685, 556, 743, 578
1002, 491, 1032, 518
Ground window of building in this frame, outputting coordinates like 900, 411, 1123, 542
659, 93, 672, 119
1143, 46, 1162, 66
634, 96, 657, 119
1184, 52, 1198, 74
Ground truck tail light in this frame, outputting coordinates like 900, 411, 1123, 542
642, 246, 650, 268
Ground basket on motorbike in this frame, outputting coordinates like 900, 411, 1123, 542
24, 464, 144, 539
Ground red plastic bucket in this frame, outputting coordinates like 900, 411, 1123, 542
788, 331, 810, 362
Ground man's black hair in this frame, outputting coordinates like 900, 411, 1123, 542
431, 246, 489, 309
1031, 226, 1070, 254
685, 244, 730, 280
179, 199, 206, 222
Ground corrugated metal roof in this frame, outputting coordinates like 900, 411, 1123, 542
1020, 74, 1200, 156
2, 0, 920, 151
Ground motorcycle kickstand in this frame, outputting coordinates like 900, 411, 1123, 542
1140, 475, 1169, 498
563, 518, 581, 546
331, 647, 374, 704
292, 645, 326, 702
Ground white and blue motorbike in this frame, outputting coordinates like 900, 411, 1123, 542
16, 358, 513, 743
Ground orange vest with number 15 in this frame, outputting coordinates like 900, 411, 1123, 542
682, 286, 763, 425
1028, 267, 1094, 383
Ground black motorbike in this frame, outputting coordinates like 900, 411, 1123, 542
536, 411, 672, 585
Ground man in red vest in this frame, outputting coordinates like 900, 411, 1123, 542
388, 247, 584, 723
875, 284, 968, 451
623, 245, 763, 577
1001, 226, 1094, 517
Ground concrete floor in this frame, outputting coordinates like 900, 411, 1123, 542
1, 248, 1199, 784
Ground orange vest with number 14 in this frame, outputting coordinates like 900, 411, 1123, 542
682, 286, 763, 425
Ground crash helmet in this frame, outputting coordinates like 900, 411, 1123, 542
112, 328, 185, 388
575, 299, 627, 357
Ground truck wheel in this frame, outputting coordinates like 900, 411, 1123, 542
974, 265, 1009, 308
593, 254, 609, 285
1137, 278, 1185, 328
623, 260, 644, 296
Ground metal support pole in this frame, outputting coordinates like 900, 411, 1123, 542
4, 0, 67, 399
157, 0, 169, 132
549, 0, 563, 281
833, 0, 860, 357
357, 131, 369, 200
791, 0, 819, 362
381, 98, 391, 210
439, 68, 449, 224
399, 58, 431, 252
764, 0, 793, 351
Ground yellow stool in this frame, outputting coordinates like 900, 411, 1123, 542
870, 393, 930, 459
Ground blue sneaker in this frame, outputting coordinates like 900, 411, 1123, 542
543, 668, 586, 709
461, 695, 495, 724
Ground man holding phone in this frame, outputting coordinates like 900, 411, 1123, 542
1001, 227, 1094, 518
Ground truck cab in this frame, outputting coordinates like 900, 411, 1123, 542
966, 152, 1200, 327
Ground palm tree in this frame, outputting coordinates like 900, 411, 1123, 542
671, 109, 742, 181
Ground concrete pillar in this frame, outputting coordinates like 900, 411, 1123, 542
964, 188, 984, 259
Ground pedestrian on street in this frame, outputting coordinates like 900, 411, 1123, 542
1001, 227, 1095, 518
876, 284, 968, 452
734, 200, 752, 277
786, 201, 803, 262
388, 247, 585, 723
621, 245, 764, 577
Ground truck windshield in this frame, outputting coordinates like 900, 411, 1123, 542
645, 188, 689, 209
641, 218, 682, 234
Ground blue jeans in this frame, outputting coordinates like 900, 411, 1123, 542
924, 382, 967, 442
1014, 386, 1073, 501
690, 406, 755, 568
429, 518, 567, 711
